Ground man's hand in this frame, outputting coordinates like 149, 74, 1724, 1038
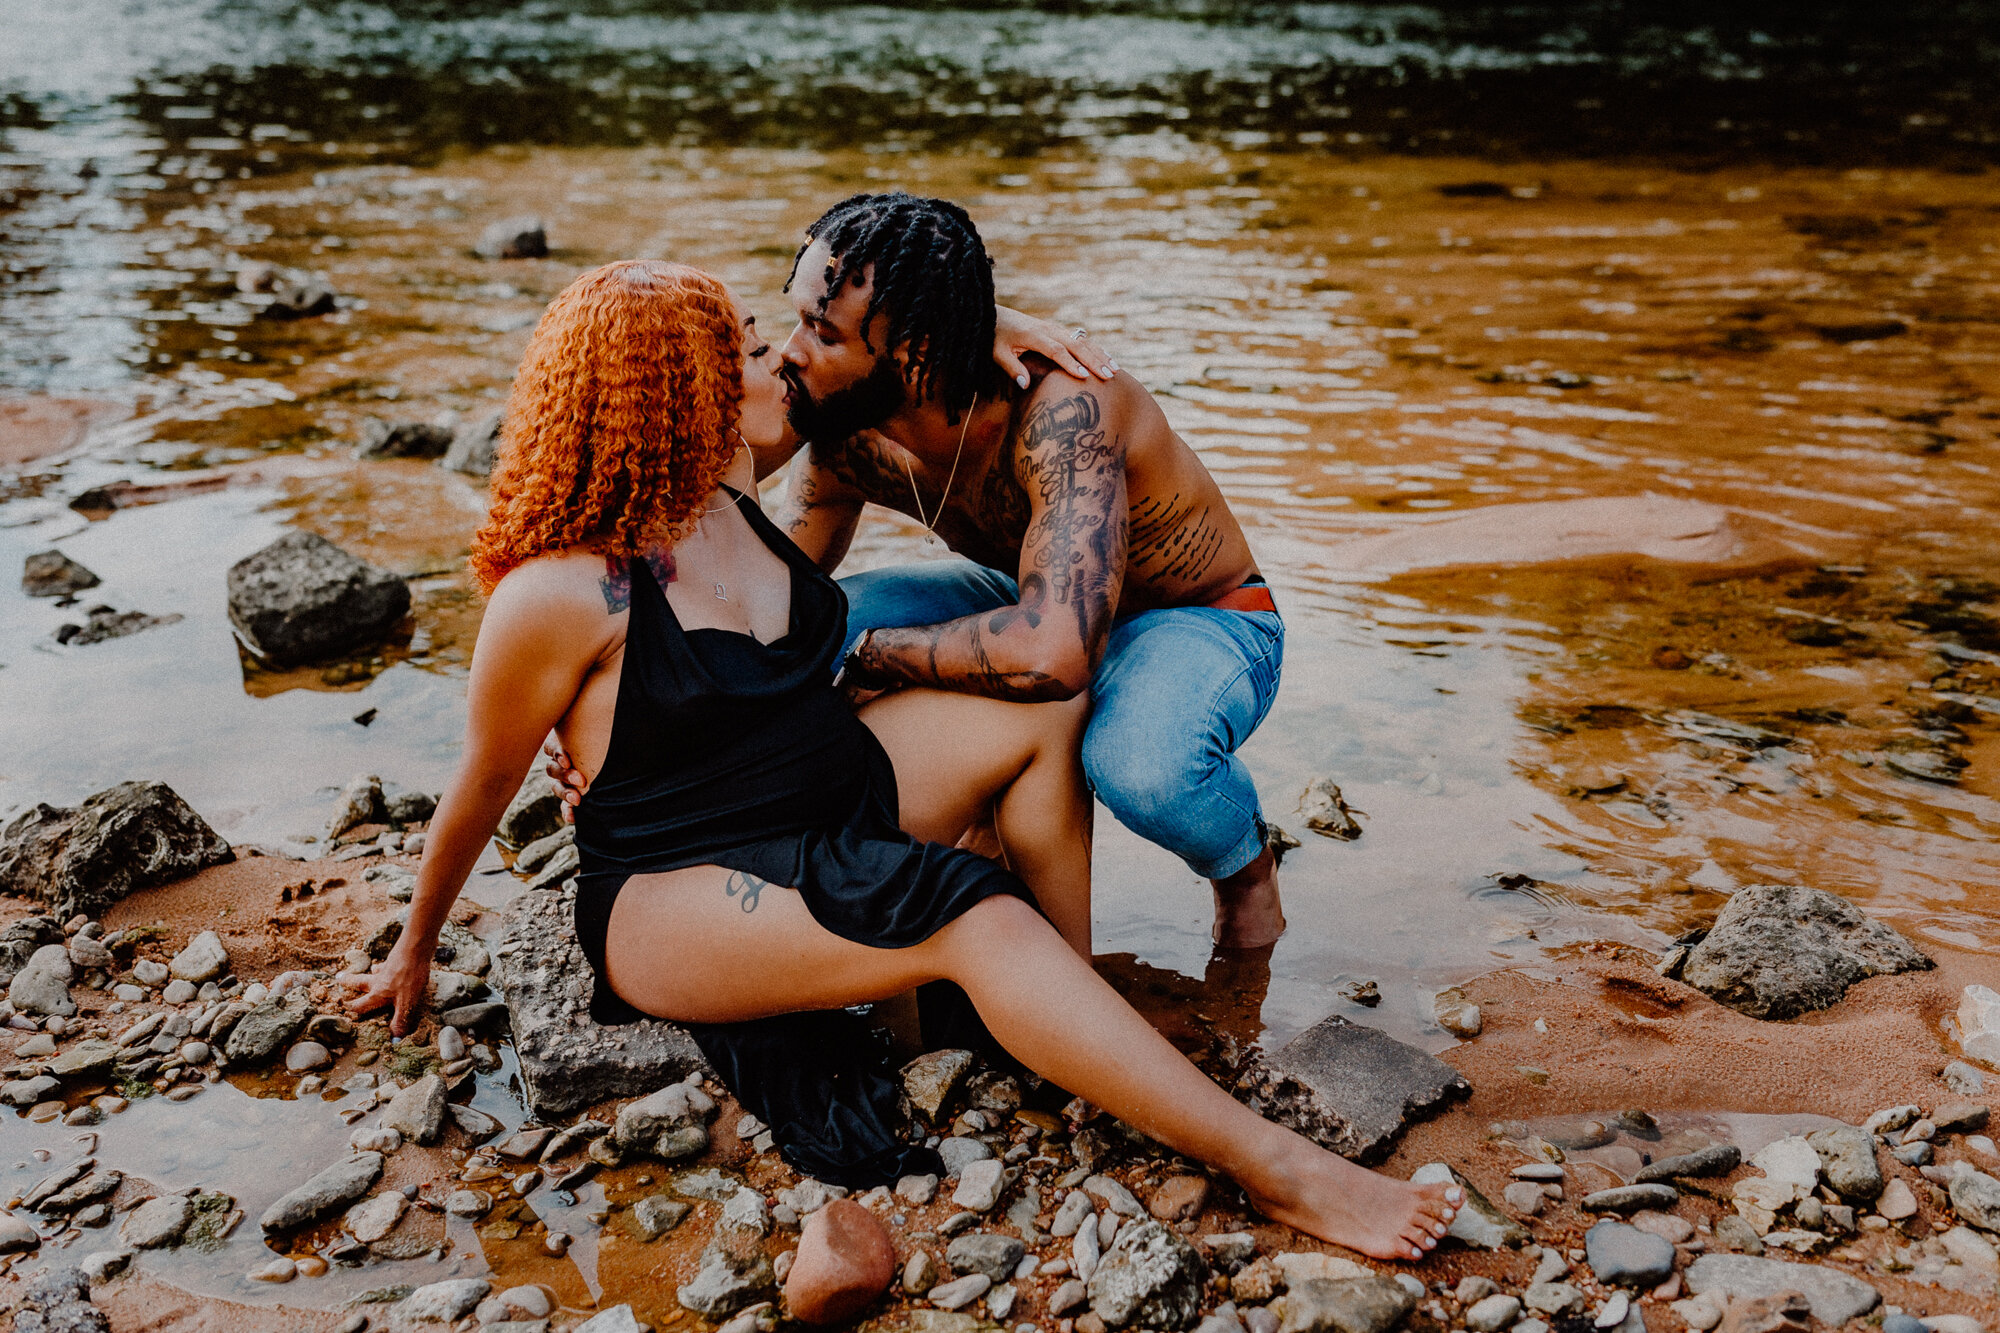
993, 307, 1118, 388
543, 739, 588, 824
337, 939, 433, 1038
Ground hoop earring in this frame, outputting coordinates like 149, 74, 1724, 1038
702, 429, 756, 514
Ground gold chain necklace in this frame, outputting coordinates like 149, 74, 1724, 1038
901, 393, 976, 546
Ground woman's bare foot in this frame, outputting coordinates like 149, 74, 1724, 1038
1241, 1140, 1460, 1262
1212, 848, 1286, 948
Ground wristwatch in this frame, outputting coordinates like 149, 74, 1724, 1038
835, 628, 877, 690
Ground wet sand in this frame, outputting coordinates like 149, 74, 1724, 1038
0, 857, 1994, 1330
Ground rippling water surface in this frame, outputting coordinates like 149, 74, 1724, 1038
1, 10, 1997, 1299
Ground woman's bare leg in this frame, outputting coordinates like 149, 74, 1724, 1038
858, 689, 1093, 955
605, 873, 1458, 1260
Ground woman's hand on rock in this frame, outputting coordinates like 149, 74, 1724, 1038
338, 943, 430, 1038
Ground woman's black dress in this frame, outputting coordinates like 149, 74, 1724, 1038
570, 488, 1030, 1186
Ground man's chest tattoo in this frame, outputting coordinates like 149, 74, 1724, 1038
599, 550, 677, 613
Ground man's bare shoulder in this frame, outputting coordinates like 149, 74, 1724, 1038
1010, 372, 1161, 455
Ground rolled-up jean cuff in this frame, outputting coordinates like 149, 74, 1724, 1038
1191, 812, 1269, 881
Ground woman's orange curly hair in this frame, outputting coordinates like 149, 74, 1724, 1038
470, 260, 742, 592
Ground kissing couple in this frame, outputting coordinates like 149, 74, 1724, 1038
341, 192, 1459, 1258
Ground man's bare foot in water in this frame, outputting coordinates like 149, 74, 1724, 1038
1213, 847, 1285, 948
1243, 1139, 1460, 1262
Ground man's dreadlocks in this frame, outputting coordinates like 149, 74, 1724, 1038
787, 192, 997, 424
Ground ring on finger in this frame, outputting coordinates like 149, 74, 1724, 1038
1071, 327, 1089, 340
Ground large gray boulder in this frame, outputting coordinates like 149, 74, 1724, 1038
443, 409, 505, 479
1682, 885, 1933, 1019
0, 781, 231, 922
1086, 1220, 1208, 1329
1235, 1013, 1470, 1162
226, 530, 410, 665
496, 877, 709, 1118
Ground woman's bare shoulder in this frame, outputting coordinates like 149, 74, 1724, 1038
486, 549, 625, 625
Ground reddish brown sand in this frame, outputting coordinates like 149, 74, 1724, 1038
1, 854, 1994, 1330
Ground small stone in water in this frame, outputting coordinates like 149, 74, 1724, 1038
251, 1256, 298, 1282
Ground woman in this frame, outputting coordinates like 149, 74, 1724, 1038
341, 260, 1459, 1260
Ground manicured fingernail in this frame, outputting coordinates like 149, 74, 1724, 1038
1448, 1187, 1463, 1202
1105, 363, 1120, 375
1016, 372, 1030, 388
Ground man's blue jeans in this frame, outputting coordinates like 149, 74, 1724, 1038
840, 561, 1284, 880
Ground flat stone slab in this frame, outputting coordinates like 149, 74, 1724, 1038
1684, 1253, 1879, 1324
496, 882, 709, 1119
1235, 1014, 1470, 1162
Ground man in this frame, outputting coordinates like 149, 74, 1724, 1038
776, 193, 1287, 948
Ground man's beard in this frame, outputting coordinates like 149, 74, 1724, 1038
784, 354, 905, 442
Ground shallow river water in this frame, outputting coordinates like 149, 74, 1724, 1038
2, 0, 1998, 1315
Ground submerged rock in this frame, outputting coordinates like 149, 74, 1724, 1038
1087, 1219, 1208, 1330
226, 530, 410, 666
22, 551, 100, 598
444, 409, 506, 478
0, 781, 231, 922
495, 875, 708, 1117
1681, 884, 1932, 1019
118, 1195, 191, 1249
1236, 1013, 1470, 1162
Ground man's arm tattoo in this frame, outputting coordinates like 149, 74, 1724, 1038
723, 869, 766, 913
1020, 392, 1123, 659
599, 551, 677, 614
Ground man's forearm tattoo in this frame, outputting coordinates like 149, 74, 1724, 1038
723, 870, 766, 913
599, 551, 677, 613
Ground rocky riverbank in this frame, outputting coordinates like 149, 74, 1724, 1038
0, 783, 1994, 1333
